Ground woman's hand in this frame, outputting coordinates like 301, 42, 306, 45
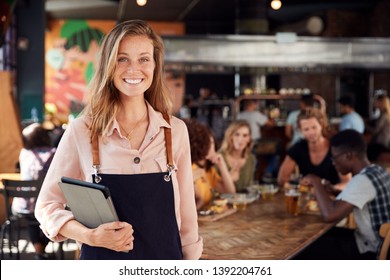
89, 221, 134, 252
208, 153, 236, 194
207, 153, 223, 168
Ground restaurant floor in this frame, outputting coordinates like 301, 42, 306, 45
1, 227, 78, 260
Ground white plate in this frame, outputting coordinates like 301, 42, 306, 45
220, 193, 258, 204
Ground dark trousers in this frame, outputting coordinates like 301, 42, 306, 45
293, 227, 377, 260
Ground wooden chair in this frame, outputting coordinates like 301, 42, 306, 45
378, 222, 390, 260
0, 179, 42, 259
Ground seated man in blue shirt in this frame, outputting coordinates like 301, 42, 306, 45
296, 129, 390, 260
338, 95, 365, 133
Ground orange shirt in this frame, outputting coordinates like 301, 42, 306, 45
192, 164, 221, 205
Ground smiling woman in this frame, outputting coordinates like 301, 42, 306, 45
35, 20, 202, 260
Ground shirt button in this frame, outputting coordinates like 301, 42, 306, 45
134, 157, 141, 164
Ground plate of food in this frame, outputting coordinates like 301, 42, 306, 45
198, 198, 228, 216
198, 198, 237, 222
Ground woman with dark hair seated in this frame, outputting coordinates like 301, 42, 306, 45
184, 119, 235, 210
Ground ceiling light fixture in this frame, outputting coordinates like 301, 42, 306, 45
136, 0, 147, 7
270, 0, 282, 10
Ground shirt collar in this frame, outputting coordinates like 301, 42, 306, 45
107, 101, 170, 137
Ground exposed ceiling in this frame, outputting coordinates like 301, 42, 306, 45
45, 0, 379, 35
43, 0, 389, 70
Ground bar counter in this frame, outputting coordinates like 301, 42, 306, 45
198, 192, 337, 260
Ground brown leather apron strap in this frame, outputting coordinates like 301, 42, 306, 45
92, 134, 100, 166
162, 113, 174, 169
91, 134, 102, 183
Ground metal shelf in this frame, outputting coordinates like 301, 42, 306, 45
233, 94, 326, 119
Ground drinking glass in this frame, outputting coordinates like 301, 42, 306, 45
285, 189, 301, 215
233, 193, 247, 211
261, 184, 276, 201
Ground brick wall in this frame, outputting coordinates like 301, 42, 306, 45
369, 0, 390, 37
322, 0, 390, 37
280, 73, 337, 114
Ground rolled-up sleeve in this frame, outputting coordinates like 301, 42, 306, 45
171, 118, 203, 259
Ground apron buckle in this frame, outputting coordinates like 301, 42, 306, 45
93, 165, 102, 183
164, 164, 174, 182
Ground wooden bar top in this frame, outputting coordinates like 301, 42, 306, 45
199, 192, 335, 260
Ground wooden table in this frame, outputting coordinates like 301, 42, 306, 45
0, 173, 21, 224
198, 192, 337, 260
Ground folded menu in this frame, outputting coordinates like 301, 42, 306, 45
59, 177, 119, 229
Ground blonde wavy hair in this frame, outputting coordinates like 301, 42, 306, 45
219, 120, 253, 158
82, 20, 172, 140
297, 107, 329, 137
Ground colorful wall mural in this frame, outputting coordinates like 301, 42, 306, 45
45, 20, 115, 119
45, 20, 185, 121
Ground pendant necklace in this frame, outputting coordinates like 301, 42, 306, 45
119, 109, 147, 141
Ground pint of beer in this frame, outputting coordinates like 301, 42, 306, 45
285, 189, 301, 215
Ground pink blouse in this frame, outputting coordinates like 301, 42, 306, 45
35, 102, 203, 259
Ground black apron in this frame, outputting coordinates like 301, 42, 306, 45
80, 114, 183, 260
